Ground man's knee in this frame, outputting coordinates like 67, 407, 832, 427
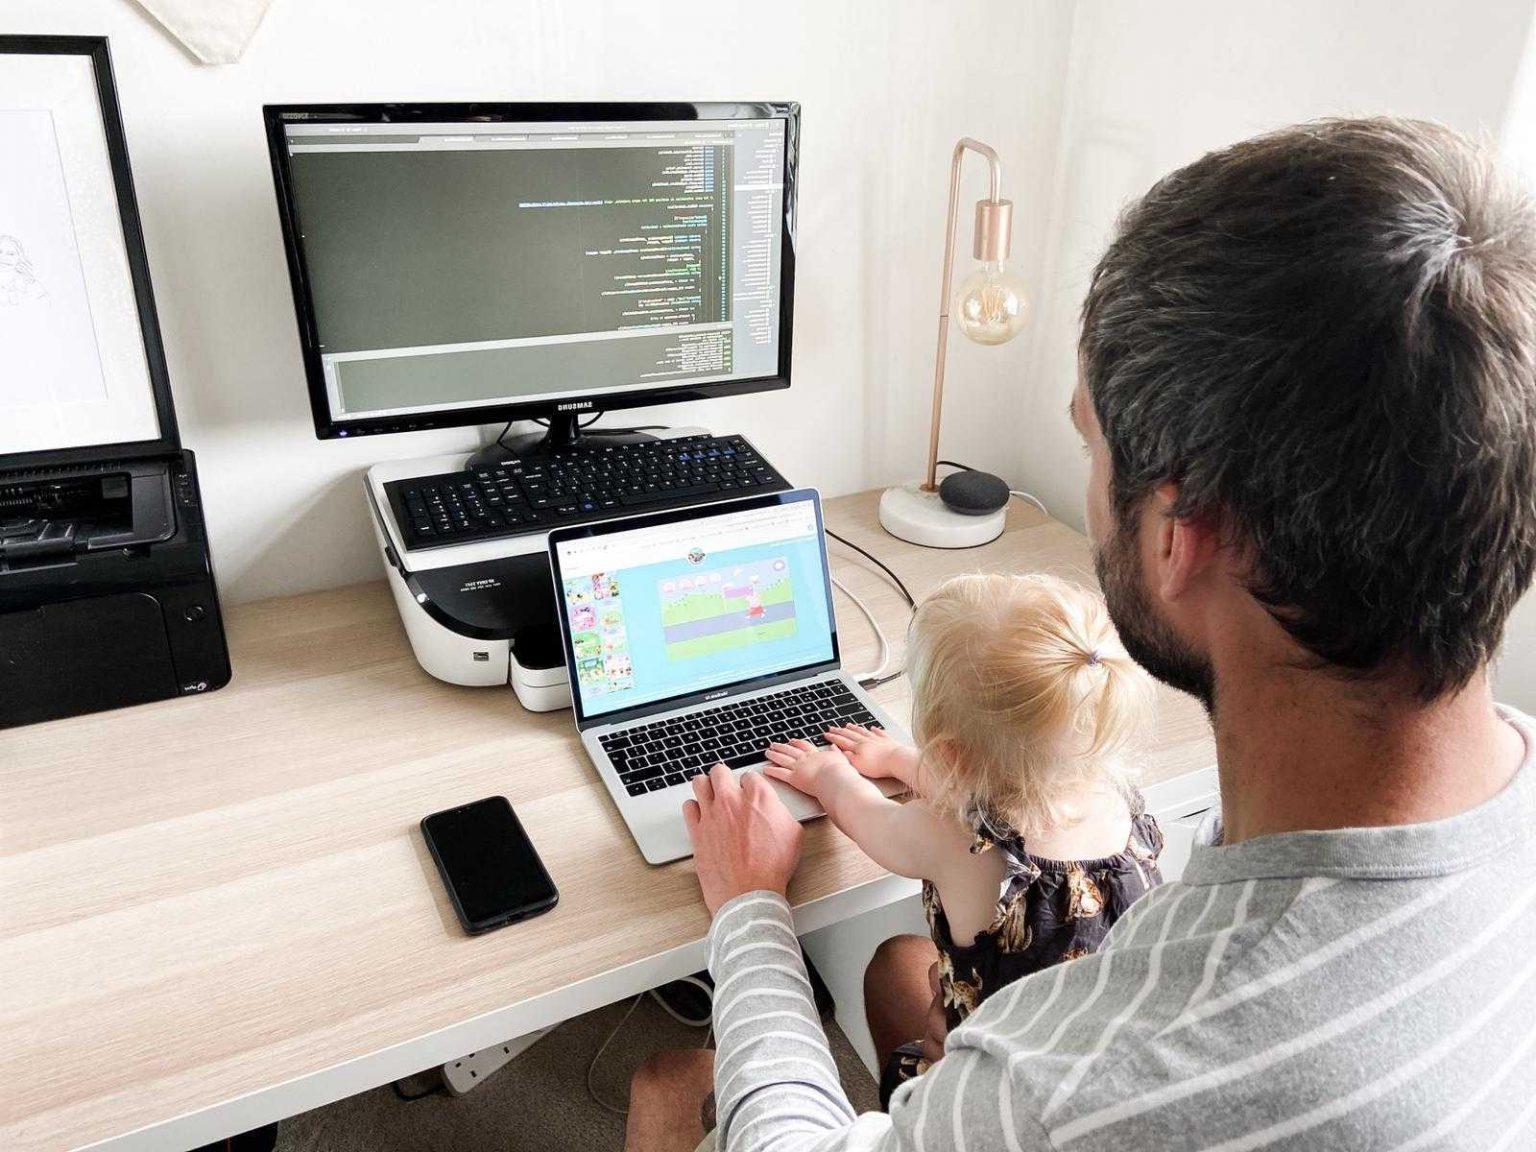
627, 1048, 715, 1152
866, 933, 934, 995
631, 1046, 714, 1102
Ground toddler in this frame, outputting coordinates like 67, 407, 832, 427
763, 573, 1164, 1104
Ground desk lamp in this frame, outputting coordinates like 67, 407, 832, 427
879, 137, 1029, 548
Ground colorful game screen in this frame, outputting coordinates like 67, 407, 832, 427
555, 499, 835, 719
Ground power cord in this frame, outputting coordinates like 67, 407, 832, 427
586, 994, 647, 1116
1009, 490, 1049, 515
936, 459, 1049, 517
832, 575, 892, 683
824, 528, 916, 688
824, 529, 916, 607
585, 987, 714, 1118
648, 976, 715, 1027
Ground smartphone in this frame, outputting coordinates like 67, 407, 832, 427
420, 796, 559, 934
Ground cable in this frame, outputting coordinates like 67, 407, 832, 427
824, 529, 916, 688
832, 574, 891, 685
1009, 490, 1049, 515
648, 976, 715, 1027
586, 994, 648, 1116
824, 529, 916, 608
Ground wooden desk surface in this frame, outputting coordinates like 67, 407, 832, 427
0, 490, 1215, 1152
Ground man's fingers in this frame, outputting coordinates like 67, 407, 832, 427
711, 760, 740, 797
920, 1032, 945, 1066
761, 762, 792, 781
691, 771, 714, 808
764, 747, 794, 765
789, 738, 815, 751
682, 799, 701, 836
824, 730, 853, 747
921, 988, 948, 1065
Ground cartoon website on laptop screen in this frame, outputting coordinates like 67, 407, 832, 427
556, 500, 835, 719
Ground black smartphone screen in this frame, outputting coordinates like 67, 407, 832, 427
421, 797, 559, 933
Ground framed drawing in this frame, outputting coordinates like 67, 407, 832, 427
0, 36, 178, 470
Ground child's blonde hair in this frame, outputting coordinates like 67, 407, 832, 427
906, 573, 1154, 835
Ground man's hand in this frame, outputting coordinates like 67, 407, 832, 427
825, 724, 920, 790
683, 762, 804, 916
762, 739, 859, 801
921, 960, 949, 1067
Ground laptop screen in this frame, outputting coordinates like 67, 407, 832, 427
551, 493, 838, 723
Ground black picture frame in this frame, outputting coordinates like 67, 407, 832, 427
261, 100, 800, 441
0, 35, 182, 472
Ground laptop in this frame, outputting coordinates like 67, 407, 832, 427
548, 488, 908, 864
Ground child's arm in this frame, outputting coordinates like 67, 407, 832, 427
761, 740, 970, 882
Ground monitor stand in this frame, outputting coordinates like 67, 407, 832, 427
465, 413, 660, 470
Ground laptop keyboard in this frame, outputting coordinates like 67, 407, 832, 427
599, 680, 883, 797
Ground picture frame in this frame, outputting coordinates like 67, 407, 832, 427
0, 35, 180, 471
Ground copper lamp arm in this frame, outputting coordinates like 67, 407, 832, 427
924, 139, 1009, 492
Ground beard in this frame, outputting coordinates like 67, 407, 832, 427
1093, 510, 1216, 712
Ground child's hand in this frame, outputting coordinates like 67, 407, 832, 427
761, 739, 858, 801
825, 724, 919, 789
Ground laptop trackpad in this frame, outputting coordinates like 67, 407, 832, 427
741, 766, 825, 821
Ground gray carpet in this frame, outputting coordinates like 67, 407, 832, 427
276, 993, 878, 1151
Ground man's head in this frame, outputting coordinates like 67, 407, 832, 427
1075, 118, 1536, 706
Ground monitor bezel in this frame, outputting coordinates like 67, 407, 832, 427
261, 101, 799, 442
0, 35, 182, 473
546, 488, 840, 732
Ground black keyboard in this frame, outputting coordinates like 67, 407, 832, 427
599, 680, 883, 797
385, 433, 790, 551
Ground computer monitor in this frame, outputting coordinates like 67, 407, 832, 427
263, 102, 798, 454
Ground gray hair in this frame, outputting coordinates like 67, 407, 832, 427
1081, 117, 1536, 699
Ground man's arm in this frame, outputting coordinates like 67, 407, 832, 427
708, 892, 1055, 1152
687, 763, 1054, 1152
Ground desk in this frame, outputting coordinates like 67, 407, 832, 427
0, 490, 1216, 1152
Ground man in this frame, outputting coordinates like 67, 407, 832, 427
628, 117, 1536, 1151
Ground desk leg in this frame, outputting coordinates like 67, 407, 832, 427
801, 894, 927, 1077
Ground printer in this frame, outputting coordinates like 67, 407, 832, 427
0, 36, 230, 730
359, 430, 704, 712
364, 451, 571, 710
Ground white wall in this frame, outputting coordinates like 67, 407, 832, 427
4, 0, 1075, 602
8, 1, 1533, 705
1010, 0, 1536, 710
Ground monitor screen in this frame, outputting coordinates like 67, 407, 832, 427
270, 107, 794, 436
552, 494, 836, 722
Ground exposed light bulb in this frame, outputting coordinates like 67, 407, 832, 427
953, 260, 1029, 345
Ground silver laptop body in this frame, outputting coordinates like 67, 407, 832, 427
548, 488, 907, 864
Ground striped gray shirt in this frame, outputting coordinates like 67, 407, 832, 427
707, 706, 1536, 1151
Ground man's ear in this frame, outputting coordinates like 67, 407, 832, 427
1151, 482, 1223, 602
